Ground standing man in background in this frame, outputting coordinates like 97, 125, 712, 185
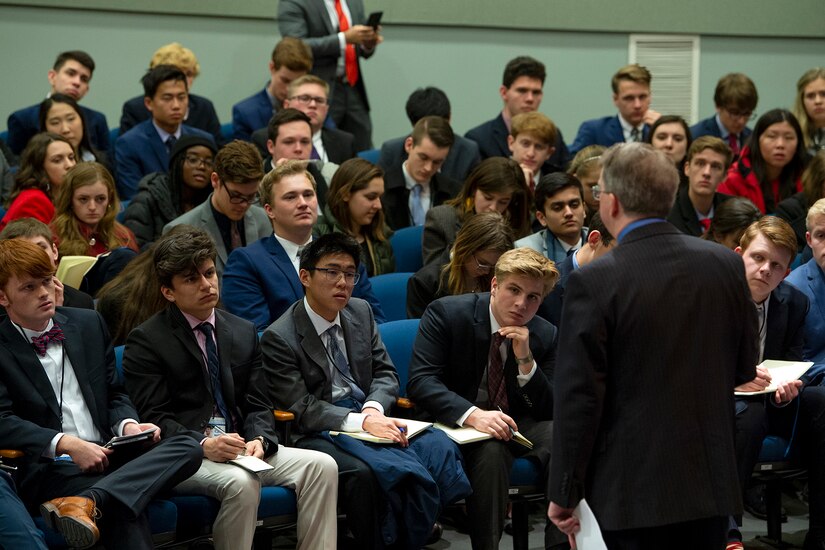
279, 0, 382, 152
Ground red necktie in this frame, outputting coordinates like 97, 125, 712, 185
487, 333, 508, 412
334, 0, 358, 86
699, 218, 711, 233
32, 324, 65, 356
727, 134, 739, 157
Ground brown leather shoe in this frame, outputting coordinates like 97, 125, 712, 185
40, 496, 100, 549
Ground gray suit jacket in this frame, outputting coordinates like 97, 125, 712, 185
422, 204, 462, 265
260, 298, 399, 439
162, 194, 272, 277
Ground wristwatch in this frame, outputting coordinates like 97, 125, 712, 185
254, 436, 269, 453
515, 353, 533, 366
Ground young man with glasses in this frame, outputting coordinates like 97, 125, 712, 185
691, 73, 758, 159
261, 231, 470, 548
516, 173, 588, 264
164, 140, 271, 279
222, 160, 385, 331
283, 75, 356, 164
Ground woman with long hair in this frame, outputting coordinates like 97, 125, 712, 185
39, 93, 107, 166
776, 150, 825, 251
123, 135, 216, 247
792, 67, 825, 155
718, 109, 807, 214
407, 212, 514, 318
51, 162, 139, 257
567, 145, 605, 224
422, 157, 530, 265
314, 158, 395, 276
0, 132, 76, 231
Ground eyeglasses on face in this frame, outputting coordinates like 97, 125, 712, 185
473, 255, 494, 274
184, 155, 214, 170
290, 94, 328, 106
222, 185, 260, 205
308, 267, 360, 285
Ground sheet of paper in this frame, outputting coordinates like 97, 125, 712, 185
229, 455, 274, 473
331, 418, 432, 444
573, 499, 607, 550
734, 360, 814, 395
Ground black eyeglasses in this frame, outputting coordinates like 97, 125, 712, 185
221, 185, 259, 205
290, 94, 328, 106
184, 155, 214, 170
724, 108, 756, 121
308, 267, 360, 285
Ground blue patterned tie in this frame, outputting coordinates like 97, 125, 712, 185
165, 135, 177, 155
197, 322, 234, 431
411, 184, 425, 226
325, 325, 366, 403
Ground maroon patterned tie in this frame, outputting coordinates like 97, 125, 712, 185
31, 324, 65, 356
487, 333, 508, 412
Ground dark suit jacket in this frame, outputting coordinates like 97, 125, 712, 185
548, 221, 758, 530
764, 281, 808, 363
123, 305, 279, 453
568, 115, 649, 156
115, 120, 214, 199
222, 234, 386, 331
536, 253, 574, 328
407, 292, 556, 425
378, 134, 482, 183
465, 113, 569, 172
381, 164, 460, 230
252, 126, 356, 165
666, 186, 732, 237
0, 308, 138, 496
689, 115, 752, 146
120, 93, 224, 146
278, 0, 373, 109
775, 192, 808, 252
260, 298, 398, 438
421, 204, 462, 266
232, 87, 274, 142
786, 260, 825, 367
7, 103, 110, 156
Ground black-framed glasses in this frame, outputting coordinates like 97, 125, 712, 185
184, 155, 214, 170
221, 185, 259, 205
308, 267, 360, 285
290, 94, 328, 106
473, 255, 494, 274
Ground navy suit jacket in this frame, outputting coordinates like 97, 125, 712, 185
378, 134, 482, 183
120, 93, 224, 146
222, 234, 386, 331
232, 87, 273, 142
786, 260, 825, 367
115, 120, 214, 199
465, 113, 570, 171
7, 103, 110, 156
407, 292, 557, 426
569, 115, 649, 156
690, 115, 752, 146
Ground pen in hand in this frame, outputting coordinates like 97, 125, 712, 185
210, 424, 247, 456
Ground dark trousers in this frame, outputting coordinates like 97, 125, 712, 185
27, 434, 202, 550
460, 418, 565, 550
297, 435, 385, 549
329, 79, 372, 151
603, 516, 728, 550
0, 471, 47, 550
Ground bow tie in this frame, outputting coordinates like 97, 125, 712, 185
31, 325, 65, 357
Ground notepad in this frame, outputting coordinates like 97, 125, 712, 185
104, 427, 157, 449
229, 455, 275, 473
734, 360, 814, 396
433, 423, 533, 449
330, 418, 432, 444
55, 255, 98, 289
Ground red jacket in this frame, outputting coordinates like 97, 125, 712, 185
0, 188, 54, 231
718, 146, 802, 214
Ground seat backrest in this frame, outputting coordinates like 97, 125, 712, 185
390, 225, 424, 273
369, 272, 413, 322
356, 148, 380, 164
377, 318, 420, 397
